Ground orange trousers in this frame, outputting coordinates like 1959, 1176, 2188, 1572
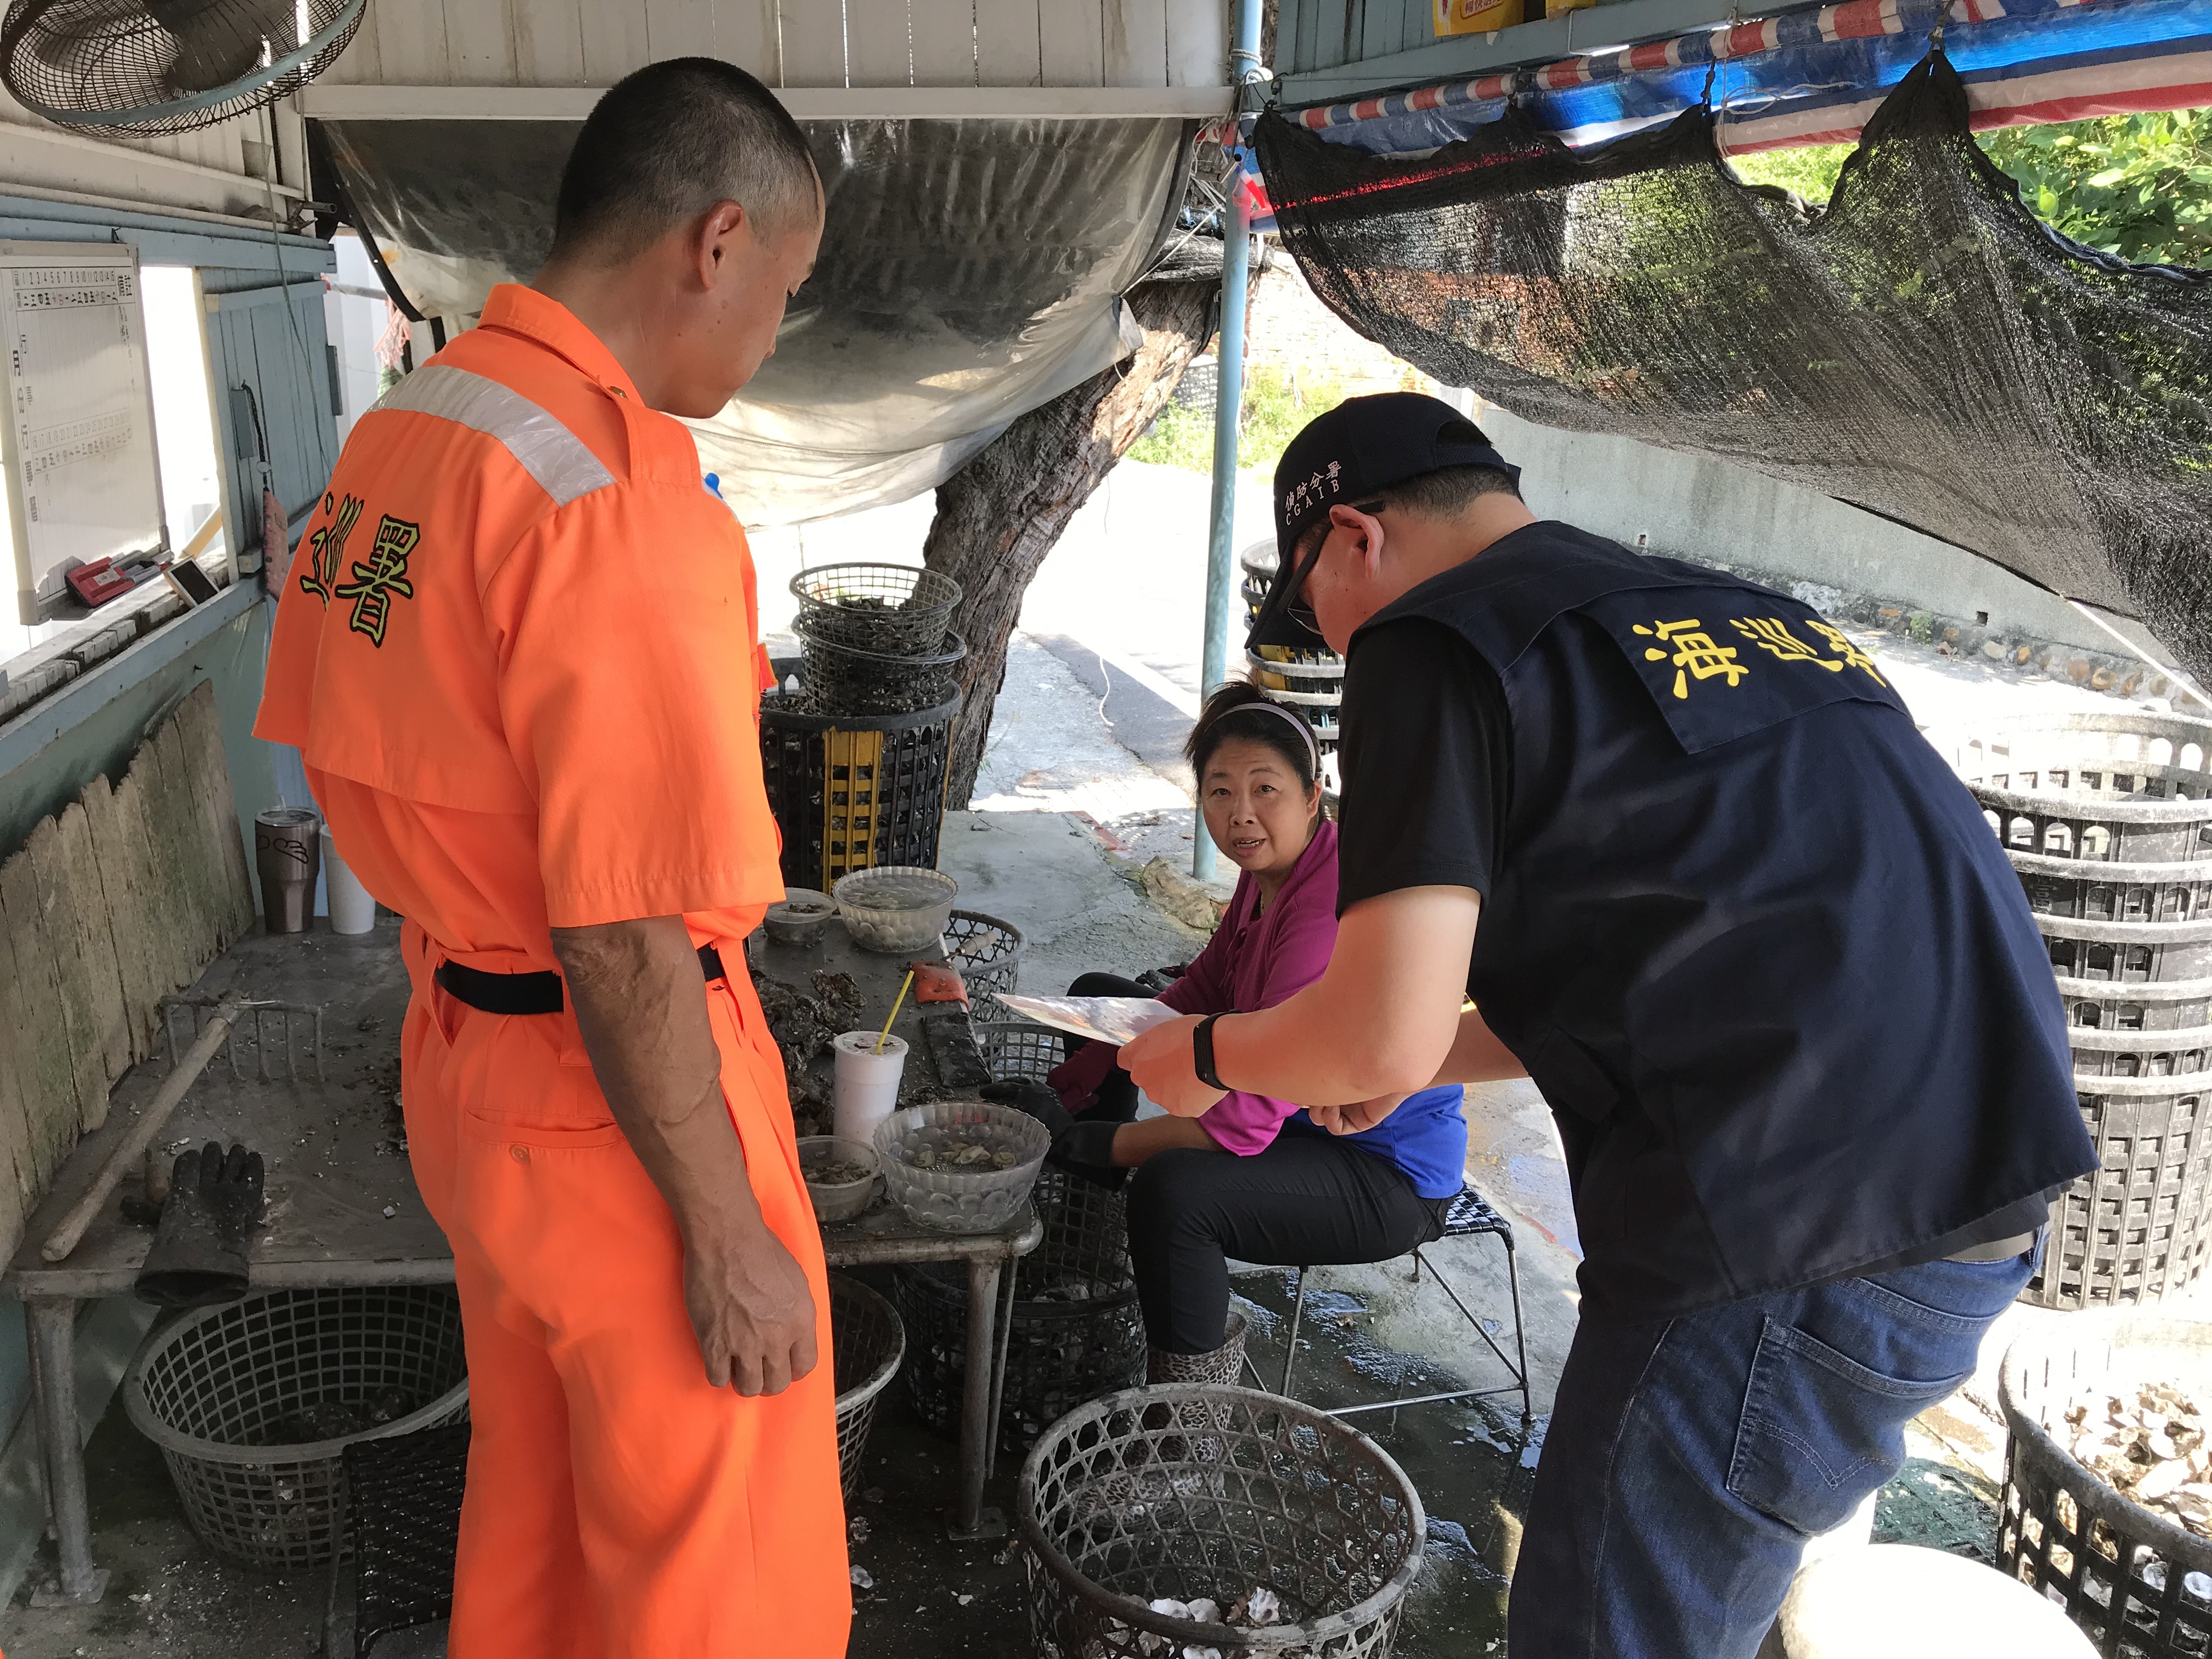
398, 923, 849, 1658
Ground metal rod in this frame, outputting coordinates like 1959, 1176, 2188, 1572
955, 1259, 1000, 1535
1194, 0, 1266, 883
1418, 1243, 1526, 1383
1280, 1266, 1308, 1396
1504, 1242, 1532, 1422
41, 1000, 241, 1262
27, 1299, 106, 1601
984, 1259, 1019, 1483
2065, 598, 2211, 709
1325, 1385, 1527, 1418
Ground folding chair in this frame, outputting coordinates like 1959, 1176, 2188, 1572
1257, 1181, 1533, 1424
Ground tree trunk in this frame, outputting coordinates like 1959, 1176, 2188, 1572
923, 276, 1217, 807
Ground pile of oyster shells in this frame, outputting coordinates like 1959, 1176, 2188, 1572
2063, 1381, 2210, 1541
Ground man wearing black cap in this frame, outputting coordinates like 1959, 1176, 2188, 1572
1122, 392, 2096, 1656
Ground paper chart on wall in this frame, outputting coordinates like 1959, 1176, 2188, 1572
0, 242, 168, 622
993, 995, 1182, 1048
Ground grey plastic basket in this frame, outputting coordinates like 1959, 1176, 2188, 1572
974, 1019, 1065, 1083
944, 910, 1024, 997
1019, 1385, 1425, 1658
831, 1273, 905, 1501
125, 1286, 469, 1572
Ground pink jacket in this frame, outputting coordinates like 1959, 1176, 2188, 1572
1047, 819, 1342, 1155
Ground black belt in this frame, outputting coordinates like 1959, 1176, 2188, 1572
435, 944, 728, 1015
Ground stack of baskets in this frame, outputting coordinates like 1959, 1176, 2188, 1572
1240, 539, 1343, 793
1938, 713, 2212, 1309
896, 1021, 1147, 1453
760, 563, 966, 890
792, 562, 967, 718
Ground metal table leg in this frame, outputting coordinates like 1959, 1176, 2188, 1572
984, 1257, 1019, 1482
945, 1258, 1008, 1542
27, 1297, 108, 1605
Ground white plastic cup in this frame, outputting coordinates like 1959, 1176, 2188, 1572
325, 843, 377, 935
833, 1031, 908, 1144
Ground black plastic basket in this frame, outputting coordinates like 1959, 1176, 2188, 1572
1019, 1385, 1426, 1659
759, 693, 960, 890
338, 1422, 469, 1657
2028, 1076, 2212, 1309
790, 562, 962, 654
796, 625, 968, 718
896, 1251, 1146, 1455
2000, 1315, 2212, 1657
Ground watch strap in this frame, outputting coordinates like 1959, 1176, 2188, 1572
1193, 1012, 1228, 1091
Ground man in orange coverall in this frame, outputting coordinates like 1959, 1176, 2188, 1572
255, 60, 842, 1657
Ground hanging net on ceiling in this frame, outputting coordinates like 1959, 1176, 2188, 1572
1254, 52, 2212, 682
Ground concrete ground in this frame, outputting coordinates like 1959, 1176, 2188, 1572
6, 458, 2199, 1657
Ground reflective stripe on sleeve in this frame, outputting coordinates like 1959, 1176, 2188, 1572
370, 365, 616, 507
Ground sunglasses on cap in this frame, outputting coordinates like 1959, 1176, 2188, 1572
1284, 499, 1385, 636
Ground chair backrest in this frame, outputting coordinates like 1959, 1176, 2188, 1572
0, 679, 255, 1260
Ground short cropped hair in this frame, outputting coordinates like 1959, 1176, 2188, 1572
551, 58, 820, 263
1290, 461, 1520, 565
1375, 461, 1522, 520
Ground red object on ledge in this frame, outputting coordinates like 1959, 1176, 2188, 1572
64, 557, 139, 608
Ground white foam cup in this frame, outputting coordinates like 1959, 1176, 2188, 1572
832, 1031, 908, 1144
325, 843, 377, 935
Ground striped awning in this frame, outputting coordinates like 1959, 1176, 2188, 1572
1274, 0, 2210, 157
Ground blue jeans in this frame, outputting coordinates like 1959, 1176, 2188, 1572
1506, 1246, 2035, 1658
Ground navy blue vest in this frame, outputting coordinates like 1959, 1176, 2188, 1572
1362, 524, 2096, 1318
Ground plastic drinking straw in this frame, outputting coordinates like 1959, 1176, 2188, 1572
875, 969, 916, 1054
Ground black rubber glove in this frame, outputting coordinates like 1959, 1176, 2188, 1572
1046, 1118, 1126, 1189
980, 1080, 1124, 1189
980, 1078, 1074, 1137
136, 1141, 264, 1308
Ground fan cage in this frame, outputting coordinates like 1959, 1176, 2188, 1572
2, 0, 367, 139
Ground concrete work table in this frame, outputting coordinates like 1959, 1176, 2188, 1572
5, 914, 1037, 1603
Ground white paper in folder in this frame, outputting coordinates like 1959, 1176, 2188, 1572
994, 995, 1181, 1047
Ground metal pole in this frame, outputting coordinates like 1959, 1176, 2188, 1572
1195, 0, 1266, 881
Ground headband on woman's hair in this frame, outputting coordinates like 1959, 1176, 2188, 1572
1218, 697, 1321, 778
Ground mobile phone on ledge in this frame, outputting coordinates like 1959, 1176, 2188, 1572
163, 560, 219, 608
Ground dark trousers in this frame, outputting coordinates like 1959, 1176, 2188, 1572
1507, 1246, 2036, 1657
1066, 973, 1449, 1353
1126, 1133, 1449, 1353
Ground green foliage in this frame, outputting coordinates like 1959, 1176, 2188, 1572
1128, 363, 1353, 474
1980, 109, 2212, 266
1728, 143, 1850, 204
1727, 108, 2212, 268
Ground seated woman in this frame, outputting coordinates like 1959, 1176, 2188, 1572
990, 681, 1469, 1384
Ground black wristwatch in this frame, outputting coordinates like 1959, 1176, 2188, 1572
1193, 1012, 1229, 1091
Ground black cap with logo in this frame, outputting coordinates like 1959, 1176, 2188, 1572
1248, 391, 1520, 650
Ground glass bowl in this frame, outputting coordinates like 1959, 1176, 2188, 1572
833, 866, 957, 954
874, 1101, 1048, 1234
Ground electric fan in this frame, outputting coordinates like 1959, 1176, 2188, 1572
1, 0, 366, 139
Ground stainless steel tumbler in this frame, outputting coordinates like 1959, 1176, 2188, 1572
254, 808, 322, 934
